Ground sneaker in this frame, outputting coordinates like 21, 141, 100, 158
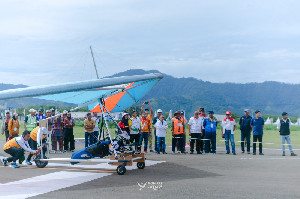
233, 153, 236, 155
291, 153, 297, 156
241, 151, 245, 154
282, 152, 285, 156
150, 150, 154, 152
259, 153, 264, 155
226, 152, 230, 154
138, 150, 141, 153
163, 152, 168, 154
181, 152, 186, 154
71, 150, 75, 152
247, 152, 251, 154
156, 151, 160, 154
9, 162, 20, 168
25, 160, 32, 165
190, 151, 194, 154
144, 150, 147, 153
253, 152, 256, 155
2, 159, 8, 166
172, 151, 176, 154
197, 151, 202, 154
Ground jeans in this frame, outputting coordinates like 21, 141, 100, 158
253, 134, 263, 153
148, 132, 153, 150
225, 131, 235, 153
94, 131, 99, 143
139, 132, 149, 151
241, 130, 251, 152
157, 137, 166, 153
190, 133, 201, 152
172, 134, 184, 153
85, 132, 94, 148
205, 133, 216, 153
281, 135, 294, 153
5, 147, 24, 162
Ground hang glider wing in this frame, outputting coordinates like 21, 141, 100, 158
0, 73, 163, 112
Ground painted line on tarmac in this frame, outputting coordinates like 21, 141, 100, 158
241, 157, 300, 160
0, 171, 111, 199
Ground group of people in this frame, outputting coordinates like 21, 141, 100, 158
2, 104, 298, 168
1, 108, 76, 168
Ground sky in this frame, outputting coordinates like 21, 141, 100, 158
1, 0, 300, 86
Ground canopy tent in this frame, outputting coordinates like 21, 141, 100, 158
264, 117, 272, 125
0, 73, 163, 113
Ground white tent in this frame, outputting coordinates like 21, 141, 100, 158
273, 117, 280, 125
264, 117, 272, 125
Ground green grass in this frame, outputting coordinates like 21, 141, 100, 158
1, 122, 300, 148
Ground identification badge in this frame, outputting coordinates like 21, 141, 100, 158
211, 123, 213, 128
14, 127, 17, 131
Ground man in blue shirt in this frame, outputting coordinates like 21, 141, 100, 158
239, 109, 252, 154
250, 110, 265, 155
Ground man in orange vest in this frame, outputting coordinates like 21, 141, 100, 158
171, 111, 185, 154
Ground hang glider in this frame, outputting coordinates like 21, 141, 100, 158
0, 73, 163, 111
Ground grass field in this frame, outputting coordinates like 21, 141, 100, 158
1, 121, 300, 148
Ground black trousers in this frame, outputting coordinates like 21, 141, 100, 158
172, 134, 184, 153
64, 128, 75, 151
130, 134, 140, 151
27, 138, 37, 161
253, 135, 263, 153
5, 147, 24, 162
241, 130, 251, 152
200, 129, 205, 152
190, 133, 201, 152
5, 130, 9, 142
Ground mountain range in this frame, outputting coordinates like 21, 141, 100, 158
1, 69, 300, 117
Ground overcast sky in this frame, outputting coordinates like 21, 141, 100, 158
1, 0, 300, 86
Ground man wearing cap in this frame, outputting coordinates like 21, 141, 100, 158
84, 113, 96, 147
152, 109, 163, 153
64, 112, 75, 152
130, 111, 141, 151
277, 112, 297, 156
24, 109, 37, 132
188, 111, 203, 154
36, 109, 46, 126
199, 107, 207, 153
180, 111, 187, 152
250, 110, 265, 155
171, 111, 185, 154
203, 111, 218, 154
222, 111, 236, 155
239, 109, 252, 154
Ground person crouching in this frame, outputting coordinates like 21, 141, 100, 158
2, 131, 40, 168
154, 115, 168, 154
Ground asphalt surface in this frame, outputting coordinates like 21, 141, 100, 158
1, 140, 300, 199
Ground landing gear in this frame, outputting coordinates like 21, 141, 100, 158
117, 165, 126, 175
34, 154, 48, 168
137, 162, 145, 169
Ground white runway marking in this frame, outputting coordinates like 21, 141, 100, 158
0, 171, 111, 199
0, 160, 164, 199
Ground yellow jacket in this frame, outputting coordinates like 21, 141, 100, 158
8, 119, 20, 136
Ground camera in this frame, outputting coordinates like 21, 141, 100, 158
144, 101, 149, 104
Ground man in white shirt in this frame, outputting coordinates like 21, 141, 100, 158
221, 111, 236, 155
154, 115, 168, 154
2, 131, 40, 168
277, 112, 297, 156
188, 111, 202, 154
130, 111, 141, 151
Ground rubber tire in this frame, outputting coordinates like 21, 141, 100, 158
137, 162, 145, 169
34, 154, 48, 168
117, 165, 126, 175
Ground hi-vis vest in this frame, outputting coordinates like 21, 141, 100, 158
30, 127, 47, 141
3, 138, 21, 150
26, 114, 36, 131
172, 117, 184, 134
